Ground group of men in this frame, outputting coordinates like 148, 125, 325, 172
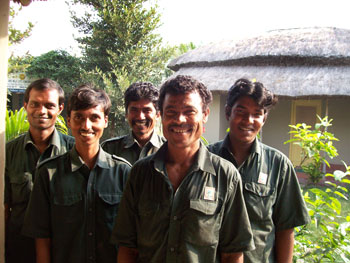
5, 75, 310, 263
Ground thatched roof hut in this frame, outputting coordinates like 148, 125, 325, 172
168, 27, 350, 98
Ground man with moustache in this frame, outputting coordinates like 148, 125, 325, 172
5, 78, 74, 263
112, 75, 254, 263
102, 82, 165, 165
208, 78, 310, 263
22, 85, 131, 263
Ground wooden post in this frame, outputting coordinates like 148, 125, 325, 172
0, 0, 10, 261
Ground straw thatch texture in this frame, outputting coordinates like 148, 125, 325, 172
168, 27, 350, 97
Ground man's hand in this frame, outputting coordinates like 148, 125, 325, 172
221, 252, 243, 263
117, 246, 139, 263
36, 238, 51, 263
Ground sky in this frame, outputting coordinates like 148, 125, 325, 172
10, 0, 350, 57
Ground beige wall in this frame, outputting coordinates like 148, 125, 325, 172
262, 98, 292, 156
327, 98, 350, 165
0, 0, 10, 261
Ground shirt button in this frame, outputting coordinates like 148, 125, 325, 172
173, 216, 177, 221
89, 208, 93, 212
170, 247, 175, 252
88, 232, 93, 236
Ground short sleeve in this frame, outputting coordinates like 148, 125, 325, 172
273, 158, 310, 230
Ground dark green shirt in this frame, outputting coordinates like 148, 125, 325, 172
208, 135, 310, 263
5, 129, 74, 230
22, 147, 131, 263
111, 142, 255, 263
101, 131, 165, 165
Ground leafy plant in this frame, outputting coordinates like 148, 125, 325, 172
5, 107, 29, 142
285, 116, 339, 183
293, 162, 350, 262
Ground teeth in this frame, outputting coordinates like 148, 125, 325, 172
173, 128, 187, 133
80, 132, 94, 137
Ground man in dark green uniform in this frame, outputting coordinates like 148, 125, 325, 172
102, 82, 165, 165
22, 85, 131, 263
112, 75, 254, 263
5, 78, 74, 263
208, 78, 310, 263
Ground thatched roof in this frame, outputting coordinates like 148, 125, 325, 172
168, 27, 350, 97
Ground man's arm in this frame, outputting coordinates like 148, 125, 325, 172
221, 252, 243, 263
275, 228, 294, 263
36, 238, 51, 263
117, 246, 138, 263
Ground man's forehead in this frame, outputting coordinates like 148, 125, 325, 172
128, 99, 155, 108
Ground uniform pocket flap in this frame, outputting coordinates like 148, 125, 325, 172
54, 193, 82, 206
98, 193, 122, 205
244, 182, 274, 197
190, 200, 218, 215
9, 172, 32, 184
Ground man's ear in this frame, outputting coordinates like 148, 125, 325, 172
203, 108, 210, 124
104, 116, 108, 128
225, 105, 231, 121
23, 102, 28, 111
58, 103, 64, 115
67, 116, 71, 128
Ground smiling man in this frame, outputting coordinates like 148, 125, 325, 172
208, 78, 310, 263
112, 75, 254, 263
5, 78, 74, 263
102, 82, 165, 165
22, 85, 131, 263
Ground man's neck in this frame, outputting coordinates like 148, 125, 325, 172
134, 131, 153, 147
165, 141, 200, 191
29, 126, 55, 154
229, 134, 254, 167
75, 143, 99, 170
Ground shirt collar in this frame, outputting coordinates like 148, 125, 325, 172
124, 130, 162, 148
24, 128, 61, 150
152, 141, 216, 176
70, 146, 110, 172
222, 133, 261, 156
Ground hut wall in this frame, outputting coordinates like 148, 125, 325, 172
327, 98, 350, 166
261, 99, 292, 156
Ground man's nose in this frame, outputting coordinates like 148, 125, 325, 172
38, 105, 48, 114
82, 118, 92, 129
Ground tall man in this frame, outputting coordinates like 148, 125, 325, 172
5, 78, 74, 263
22, 85, 131, 263
112, 75, 254, 263
102, 82, 165, 165
208, 78, 310, 263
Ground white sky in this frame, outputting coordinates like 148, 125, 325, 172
10, 0, 350, 56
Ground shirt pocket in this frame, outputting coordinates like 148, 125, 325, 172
9, 172, 33, 205
97, 193, 122, 227
183, 199, 223, 246
243, 182, 276, 222
53, 193, 83, 224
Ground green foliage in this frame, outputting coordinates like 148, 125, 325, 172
8, 5, 34, 74
69, 0, 175, 137
26, 50, 83, 93
6, 107, 69, 142
8, 5, 34, 46
6, 108, 29, 142
285, 116, 339, 183
294, 163, 350, 262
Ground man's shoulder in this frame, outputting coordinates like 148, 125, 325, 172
109, 154, 132, 167
6, 133, 27, 149
57, 132, 75, 147
207, 140, 225, 154
101, 135, 128, 146
37, 151, 69, 169
260, 142, 290, 163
